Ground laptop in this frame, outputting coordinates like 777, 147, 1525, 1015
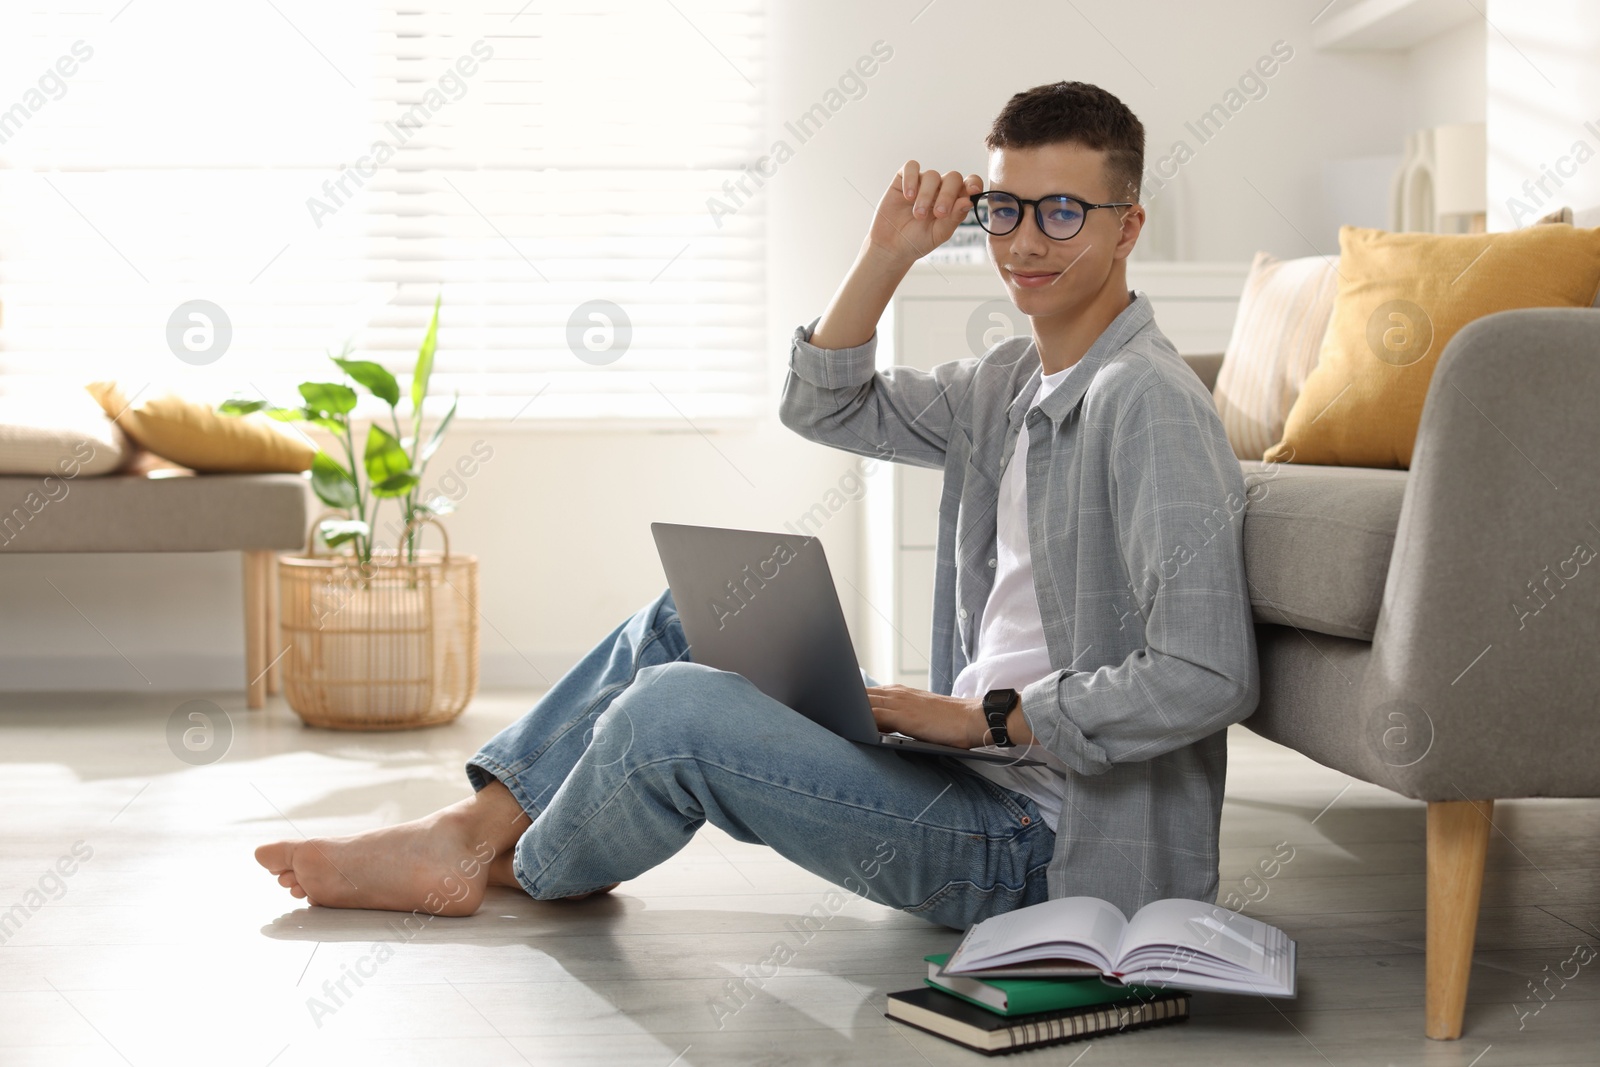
650, 521, 1043, 767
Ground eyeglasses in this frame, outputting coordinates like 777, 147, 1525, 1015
963, 191, 1133, 241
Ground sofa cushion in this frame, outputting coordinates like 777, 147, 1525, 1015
1240, 459, 1407, 641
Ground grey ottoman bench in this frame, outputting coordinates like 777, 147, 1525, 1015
0, 471, 310, 707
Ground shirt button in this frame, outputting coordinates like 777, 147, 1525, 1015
958, 607, 968, 620
988, 558, 997, 568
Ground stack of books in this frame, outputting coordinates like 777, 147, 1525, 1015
885, 895, 1296, 1055
887, 953, 1189, 1055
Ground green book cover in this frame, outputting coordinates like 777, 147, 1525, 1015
923, 953, 1164, 1017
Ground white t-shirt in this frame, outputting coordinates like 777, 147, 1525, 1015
951, 359, 1083, 831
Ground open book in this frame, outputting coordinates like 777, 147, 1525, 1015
941, 896, 1296, 997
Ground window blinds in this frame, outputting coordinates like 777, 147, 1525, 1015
0, 0, 767, 423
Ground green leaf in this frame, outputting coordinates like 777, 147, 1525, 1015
319, 518, 369, 549
268, 406, 344, 434
218, 398, 267, 416
411, 294, 441, 412
310, 452, 359, 510
418, 394, 459, 466
371, 472, 420, 498
299, 381, 358, 416
333, 357, 400, 407
363, 424, 411, 486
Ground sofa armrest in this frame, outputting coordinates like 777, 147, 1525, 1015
1181, 352, 1225, 393
1365, 307, 1600, 799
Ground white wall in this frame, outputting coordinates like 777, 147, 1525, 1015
0, 0, 1422, 694
1407, 18, 1487, 130
1486, 0, 1600, 230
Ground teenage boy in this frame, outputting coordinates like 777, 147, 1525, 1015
256, 81, 1257, 930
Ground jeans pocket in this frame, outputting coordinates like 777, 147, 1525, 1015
959, 764, 1044, 831
901, 773, 1054, 929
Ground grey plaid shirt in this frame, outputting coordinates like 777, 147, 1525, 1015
780, 291, 1259, 916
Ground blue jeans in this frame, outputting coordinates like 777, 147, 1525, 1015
466, 587, 1054, 929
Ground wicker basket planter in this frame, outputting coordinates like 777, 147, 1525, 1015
279, 519, 479, 729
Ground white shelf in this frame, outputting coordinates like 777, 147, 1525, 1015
1313, 0, 1480, 52
903, 259, 1249, 355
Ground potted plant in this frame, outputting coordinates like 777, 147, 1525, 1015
222, 295, 480, 729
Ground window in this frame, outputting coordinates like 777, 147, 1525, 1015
0, 0, 767, 423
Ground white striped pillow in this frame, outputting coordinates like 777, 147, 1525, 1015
1213, 251, 1340, 461
0, 390, 130, 476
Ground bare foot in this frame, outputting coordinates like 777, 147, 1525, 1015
255, 798, 513, 916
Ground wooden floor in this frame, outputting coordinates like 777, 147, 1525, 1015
2, 689, 1597, 1066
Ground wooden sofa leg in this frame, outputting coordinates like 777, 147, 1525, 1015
264, 555, 281, 696
1426, 798, 1493, 1039
243, 550, 269, 709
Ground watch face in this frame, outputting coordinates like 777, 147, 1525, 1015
985, 689, 1015, 712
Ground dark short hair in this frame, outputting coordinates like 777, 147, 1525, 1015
984, 81, 1145, 202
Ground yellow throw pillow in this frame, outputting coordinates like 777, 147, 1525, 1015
85, 382, 314, 473
1264, 224, 1600, 468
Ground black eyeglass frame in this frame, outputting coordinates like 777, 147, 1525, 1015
962, 191, 1134, 241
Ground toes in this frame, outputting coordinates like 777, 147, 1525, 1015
255, 841, 296, 874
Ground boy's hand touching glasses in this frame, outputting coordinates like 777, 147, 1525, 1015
866, 161, 983, 267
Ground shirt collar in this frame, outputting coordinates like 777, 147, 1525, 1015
1012, 290, 1153, 428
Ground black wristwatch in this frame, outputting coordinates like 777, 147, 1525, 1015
982, 688, 1019, 747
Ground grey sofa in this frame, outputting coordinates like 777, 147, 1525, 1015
0, 471, 309, 707
1183, 307, 1600, 1040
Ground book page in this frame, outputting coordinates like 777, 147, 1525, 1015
947, 897, 1127, 974
1120, 899, 1280, 973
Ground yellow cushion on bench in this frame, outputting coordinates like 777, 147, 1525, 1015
86, 382, 314, 474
